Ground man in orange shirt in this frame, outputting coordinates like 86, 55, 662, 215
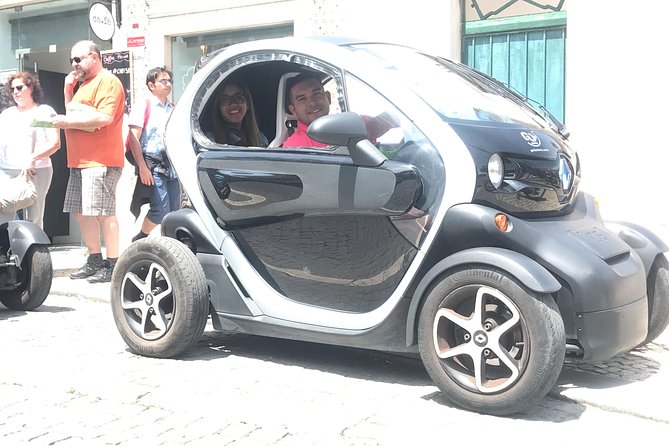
52, 40, 125, 283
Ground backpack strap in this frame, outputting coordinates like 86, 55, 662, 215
143, 97, 151, 128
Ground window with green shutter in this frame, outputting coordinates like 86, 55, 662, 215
464, 12, 566, 123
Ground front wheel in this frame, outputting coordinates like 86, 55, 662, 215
643, 255, 669, 344
0, 245, 52, 311
110, 237, 209, 358
418, 267, 565, 416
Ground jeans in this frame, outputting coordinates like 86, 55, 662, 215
147, 173, 181, 225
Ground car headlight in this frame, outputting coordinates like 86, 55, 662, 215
488, 153, 504, 189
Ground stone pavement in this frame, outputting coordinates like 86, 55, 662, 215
47, 239, 669, 425
3, 293, 667, 445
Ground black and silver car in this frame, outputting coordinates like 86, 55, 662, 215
110, 37, 669, 416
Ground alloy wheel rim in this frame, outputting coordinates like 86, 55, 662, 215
120, 261, 174, 340
432, 285, 528, 394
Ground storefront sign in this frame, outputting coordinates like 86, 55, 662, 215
89, 2, 115, 41
101, 50, 132, 113
127, 36, 146, 48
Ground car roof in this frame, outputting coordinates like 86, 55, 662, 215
195, 36, 408, 72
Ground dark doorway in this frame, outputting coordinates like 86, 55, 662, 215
37, 69, 69, 238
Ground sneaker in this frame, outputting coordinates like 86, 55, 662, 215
70, 256, 103, 279
87, 261, 113, 284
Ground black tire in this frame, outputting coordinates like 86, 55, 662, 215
417, 267, 565, 416
0, 245, 52, 311
110, 237, 209, 358
643, 255, 669, 344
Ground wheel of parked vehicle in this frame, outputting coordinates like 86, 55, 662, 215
0, 245, 52, 311
110, 237, 209, 358
642, 255, 669, 345
417, 267, 565, 416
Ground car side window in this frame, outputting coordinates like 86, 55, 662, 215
322, 77, 343, 115
345, 74, 424, 159
345, 73, 444, 215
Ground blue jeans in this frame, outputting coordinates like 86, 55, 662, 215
147, 174, 180, 224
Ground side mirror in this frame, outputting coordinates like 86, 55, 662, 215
307, 112, 387, 167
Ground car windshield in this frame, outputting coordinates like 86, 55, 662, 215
347, 43, 549, 129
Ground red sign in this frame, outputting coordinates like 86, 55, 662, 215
127, 36, 145, 47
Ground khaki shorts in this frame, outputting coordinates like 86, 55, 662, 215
63, 167, 122, 216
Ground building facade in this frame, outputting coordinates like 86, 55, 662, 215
0, 0, 666, 240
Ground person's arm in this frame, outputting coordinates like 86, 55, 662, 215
363, 111, 400, 143
128, 125, 154, 186
52, 106, 112, 131
31, 127, 60, 164
53, 72, 120, 131
63, 71, 78, 105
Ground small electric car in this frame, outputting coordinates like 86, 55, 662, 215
0, 221, 52, 311
111, 37, 669, 416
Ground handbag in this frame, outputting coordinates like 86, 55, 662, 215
0, 170, 37, 213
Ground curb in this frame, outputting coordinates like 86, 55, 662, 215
49, 275, 111, 304
53, 268, 76, 278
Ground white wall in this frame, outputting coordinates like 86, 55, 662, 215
566, 2, 669, 232
297, 0, 459, 58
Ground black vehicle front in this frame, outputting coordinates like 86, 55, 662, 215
414, 54, 647, 360
351, 43, 648, 362
441, 63, 581, 217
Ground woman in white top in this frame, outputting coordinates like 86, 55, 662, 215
0, 72, 60, 227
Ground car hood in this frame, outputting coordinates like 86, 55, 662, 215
447, 121, 563, 160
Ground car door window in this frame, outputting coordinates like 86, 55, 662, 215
345, 73, 444, 219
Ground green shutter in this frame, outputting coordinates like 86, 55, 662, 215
464, 24, 566, 123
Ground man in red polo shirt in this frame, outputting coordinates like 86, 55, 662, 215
282, 72, 396, 149
282, 73, 331, 148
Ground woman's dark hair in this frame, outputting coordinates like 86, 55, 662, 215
6, 71, 43, 103
211, 79, 263, 147
0, 83, 13, 113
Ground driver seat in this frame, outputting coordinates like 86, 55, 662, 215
269, 72, 300, 147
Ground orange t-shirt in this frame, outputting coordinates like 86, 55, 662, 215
64, 70, 125, 168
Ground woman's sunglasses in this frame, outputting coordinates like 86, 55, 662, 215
11, 85, 25, 92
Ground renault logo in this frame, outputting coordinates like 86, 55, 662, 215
520, 131, 541, 148
558, 157, 573, 192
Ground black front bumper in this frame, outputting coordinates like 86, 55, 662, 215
442, 192, 648, 361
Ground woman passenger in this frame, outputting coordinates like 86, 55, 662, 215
210, 79, 268, 147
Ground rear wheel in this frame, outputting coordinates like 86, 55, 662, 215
0, 245, 52, 311
110, 237, 209, 358
418, 267, 565, 416
643, 255, 669, 344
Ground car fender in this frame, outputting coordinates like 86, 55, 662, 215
604, 221, 669, 277
161, 208, 222, 254
405, 247, 561, 347
1, 221, 50, 266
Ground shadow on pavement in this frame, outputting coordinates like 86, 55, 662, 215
0, 304, 74, 320
426, 391, 589, 421
561, 346, 662, 386
173, 328, 594, 421
182, 329, 431, 387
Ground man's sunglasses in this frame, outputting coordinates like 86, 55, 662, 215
69, 53, 93, 64
156, 79, 173, 86
11, 85, 25, 92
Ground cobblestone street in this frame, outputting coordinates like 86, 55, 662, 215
1, 292, 668, 445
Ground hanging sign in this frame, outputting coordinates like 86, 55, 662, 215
89, 2, 115, 41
